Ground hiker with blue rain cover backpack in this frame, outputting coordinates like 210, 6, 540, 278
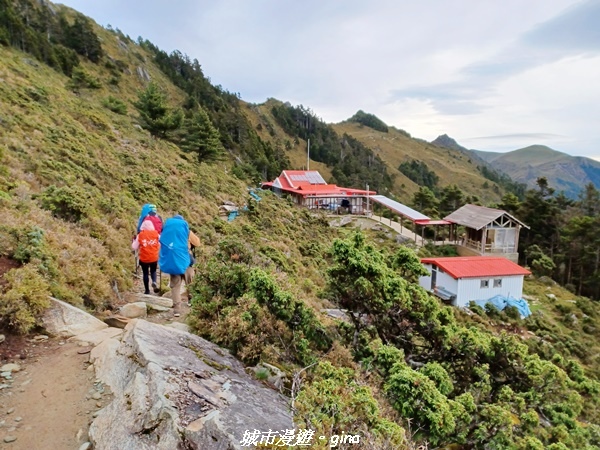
137, 203, 163, 234
158, 214, 200, 314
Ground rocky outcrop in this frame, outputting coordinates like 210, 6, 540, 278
136, 66, 151, 81
41, 297, 108, 337
88, 320, 293, 450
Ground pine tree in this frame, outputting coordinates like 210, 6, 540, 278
133, 83, 183, 138
412, 186, 439, 217
179, 107, 224, 162
62, 14, 103, 63
438, 184, 465, 217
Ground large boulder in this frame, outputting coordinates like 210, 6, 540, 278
88, 320, 293, 450
41, 297, 107, 337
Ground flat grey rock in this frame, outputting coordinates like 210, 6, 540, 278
42, 297, 107, 337
88, 319, 292, 449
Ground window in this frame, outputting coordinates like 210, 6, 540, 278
494, 279, 502, 288
480, 280, 489, 288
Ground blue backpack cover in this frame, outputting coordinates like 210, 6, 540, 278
158, 215, 190, 275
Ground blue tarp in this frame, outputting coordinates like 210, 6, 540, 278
475, 295, 532, 318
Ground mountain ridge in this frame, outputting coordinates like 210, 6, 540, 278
433, 136, 600, 198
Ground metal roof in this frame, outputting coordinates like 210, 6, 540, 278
370, 195, 430, 221
444, 204, 528, 230
421, 256, 531, 279
414, 219, 453, 226
284, 171, 326, 185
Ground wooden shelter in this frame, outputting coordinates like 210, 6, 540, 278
444, 204, 528, 263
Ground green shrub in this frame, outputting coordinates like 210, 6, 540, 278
67, 67, 101, 91
468, 300, 486, 316
0, 265, 51, 333
384, 363, 456, 445
102, 96, 127, 115
37, 185, 91, 222
295, 361, 406, 449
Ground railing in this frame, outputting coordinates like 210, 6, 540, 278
462, 239, 515, 253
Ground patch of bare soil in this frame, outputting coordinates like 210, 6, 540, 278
0, 338, 101, 449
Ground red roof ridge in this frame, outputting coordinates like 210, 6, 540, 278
420, 256, 531, 279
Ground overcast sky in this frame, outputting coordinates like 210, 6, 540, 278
58, 0, 600, 159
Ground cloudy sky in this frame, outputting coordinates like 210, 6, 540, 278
58, 0, 600, 158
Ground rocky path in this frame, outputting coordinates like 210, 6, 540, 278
0, 337, 98, 449
0, 274, 191, 449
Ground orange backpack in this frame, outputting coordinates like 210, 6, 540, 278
138, 229, 160, 263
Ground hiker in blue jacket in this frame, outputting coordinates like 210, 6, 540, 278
158, 215, 200, 314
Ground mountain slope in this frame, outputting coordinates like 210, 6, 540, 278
478, 145, 600, 197
331, 123, 505, 204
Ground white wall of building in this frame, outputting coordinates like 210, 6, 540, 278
419, 264, 459, 296
455, 275, 524, 308
419, 264, 525, 308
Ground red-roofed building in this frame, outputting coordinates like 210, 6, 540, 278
419, 256, 531, 307
262, 170, 376, 214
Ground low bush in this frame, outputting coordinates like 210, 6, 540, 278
0, 264, 50, 333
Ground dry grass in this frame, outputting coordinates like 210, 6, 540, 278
332, 122, 502, 205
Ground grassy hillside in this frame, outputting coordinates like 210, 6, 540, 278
0, 20, 249, 324
333, 122, 504, 204
242, 99, 333, 180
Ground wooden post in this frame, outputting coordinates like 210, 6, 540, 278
481, 227, 487, 254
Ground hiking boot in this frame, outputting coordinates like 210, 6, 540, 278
152, 281, 159, 293
144, 290, 150, 295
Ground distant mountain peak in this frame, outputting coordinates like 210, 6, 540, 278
431, 134, 468, 152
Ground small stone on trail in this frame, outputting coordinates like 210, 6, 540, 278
0, 334, 5, 343
96, 402, 102, 407
33, 335, 48, 341
4, 435, 17, 443
91, 392, 102, 400
7, 407, 15, 414
79, 443, 92, 450
14, 417, 22, 422
103, 315, 130, 329
0, 364, 21, 373
77, 348, 92, 355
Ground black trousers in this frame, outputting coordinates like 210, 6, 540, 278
140, 261, 157, 294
